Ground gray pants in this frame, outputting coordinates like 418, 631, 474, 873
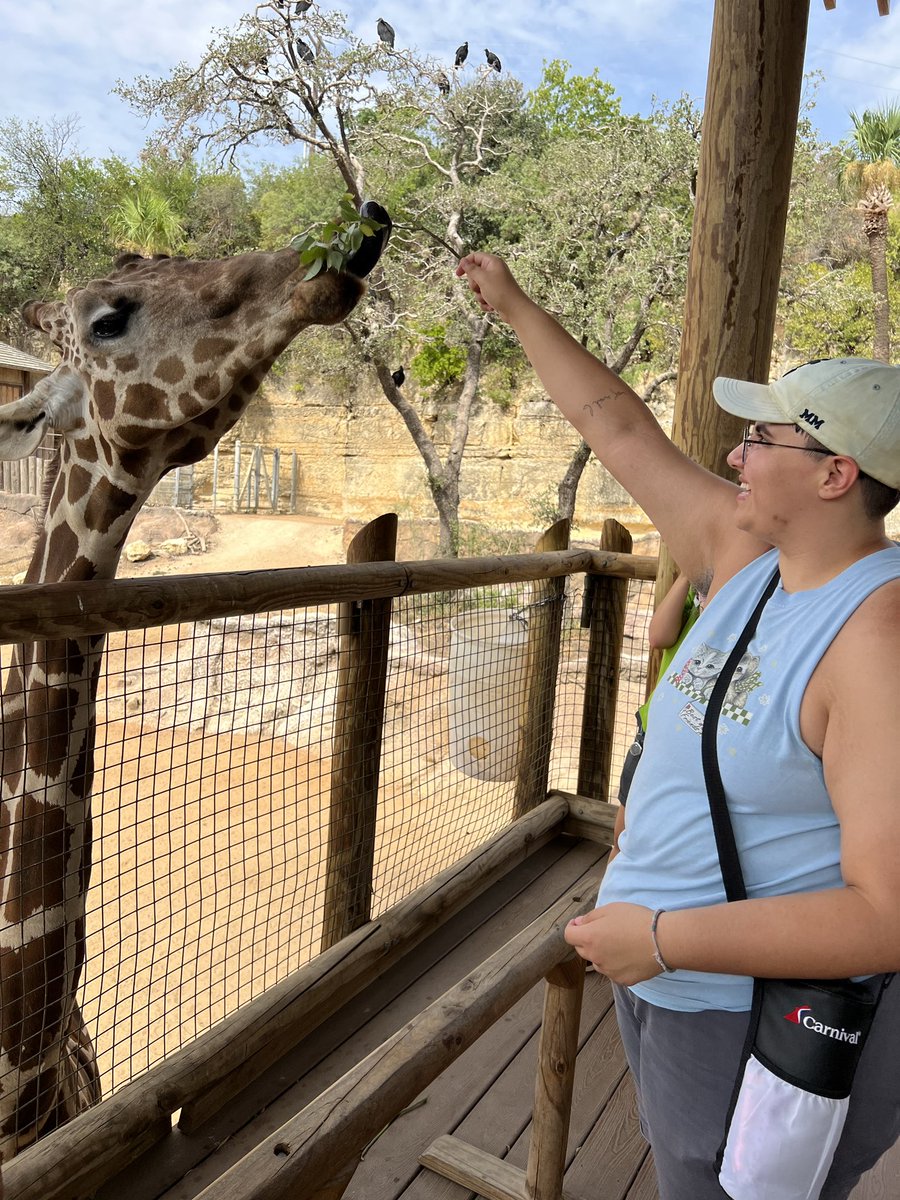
613, 978, 900, 1200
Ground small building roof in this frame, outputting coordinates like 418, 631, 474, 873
0, 341, 53, 375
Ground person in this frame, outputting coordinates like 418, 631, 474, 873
618, 572, 705, 806
455, 250, 900, 1200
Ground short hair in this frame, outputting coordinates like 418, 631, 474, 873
798, 427, 900, 520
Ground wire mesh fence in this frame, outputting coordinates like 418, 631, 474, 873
0, 558, 655, 1129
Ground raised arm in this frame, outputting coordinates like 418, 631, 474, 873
456, 252, 765, 588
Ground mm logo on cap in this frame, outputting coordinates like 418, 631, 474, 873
799, 408, 824, 430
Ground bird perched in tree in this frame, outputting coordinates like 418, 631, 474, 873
295, 37, 315, 63
258, 56, 270, 74
391, 367, 405, 387
377, 18, 395, 47
295, 0, 312, 10
485, 48, 501, 72
454, 41, 468, 67
436, 71, 451, 96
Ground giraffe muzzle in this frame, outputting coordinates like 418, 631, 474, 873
345, 201, 392, 279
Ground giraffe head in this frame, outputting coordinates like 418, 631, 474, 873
0, 205, 389, 578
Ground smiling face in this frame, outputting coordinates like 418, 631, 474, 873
725, 421, 835, 541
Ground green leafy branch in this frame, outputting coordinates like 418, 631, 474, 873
290, 193, 385, 279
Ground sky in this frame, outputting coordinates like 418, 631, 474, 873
4, 1, 900, 173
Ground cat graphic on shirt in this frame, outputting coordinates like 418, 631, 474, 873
669, 642, 761, 708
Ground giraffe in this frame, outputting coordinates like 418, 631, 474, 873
0, 208, 389, 1167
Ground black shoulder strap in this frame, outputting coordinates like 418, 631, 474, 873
700, 568, 780, 903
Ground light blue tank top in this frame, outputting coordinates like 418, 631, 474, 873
598, 545, 900, 1012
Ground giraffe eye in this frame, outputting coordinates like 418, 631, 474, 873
90, 305, 133, 341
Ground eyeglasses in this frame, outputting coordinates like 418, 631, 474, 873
740, 426, 835, 465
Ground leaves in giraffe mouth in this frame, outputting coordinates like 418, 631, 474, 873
290, 195, 391, 281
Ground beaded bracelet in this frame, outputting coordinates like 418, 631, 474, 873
650, 908, 674, 973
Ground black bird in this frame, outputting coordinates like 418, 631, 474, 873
295, 37, 315, 63
485, 48, 501, 72
436, 71, 450, 96
295, 0, 312, 10
257, 56, 269, 74
377, 18, 395, 47
454, 41, 468, 67
391, 366, 405, 387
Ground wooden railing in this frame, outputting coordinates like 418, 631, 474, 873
0, 517, 656, 1200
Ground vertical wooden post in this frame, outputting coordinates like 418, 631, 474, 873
272, 447, 281, 511
320, 513, 399, 952
525, 957, 585, 1200
577, 519, 632, 802
211, 445, 219, 511
291, 451, 299, 513
233, 440, 242, 512
513, 519, 570, 819
655, 0, 812, 617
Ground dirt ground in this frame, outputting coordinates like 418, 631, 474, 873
0, 500, 348, 584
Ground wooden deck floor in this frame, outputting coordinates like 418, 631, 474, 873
117, 833, 899, 1200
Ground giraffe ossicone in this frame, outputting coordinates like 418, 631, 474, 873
0, 201, 389, 1166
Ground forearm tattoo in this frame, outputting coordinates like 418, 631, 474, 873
582, 389, 624, 420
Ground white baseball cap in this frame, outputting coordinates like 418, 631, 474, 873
712, 358, 900, 490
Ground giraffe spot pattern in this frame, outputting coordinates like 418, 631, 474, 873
93, 380, 116, 422
123, 382, 168, 418
83, 478, 135, 534
66, 465, 91, 507
154, 356, 186, 384
193, 338, 238, 363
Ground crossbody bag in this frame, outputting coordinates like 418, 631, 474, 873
700, 568, 890, 1200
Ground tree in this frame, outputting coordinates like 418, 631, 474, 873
107, 185, 186, 255
115, 3, 543, 554
479, 97, 701, 522
840, 103, 900, 362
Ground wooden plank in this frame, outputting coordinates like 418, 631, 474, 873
419, 1137, 527, 1200
624, 1152, 658, 1200
558, 794, 617, 845
0, 549, 659, 645
188, 889, 599, 1200
577, 521, 632, 802
321, 514, 398, 948
514, 519, 569, 818
163, 844, 609, 1200
398, 972, 616, 1200
120, 840, 606, 1200
5, 801, 573, 1200
561, 1073, 646, 1200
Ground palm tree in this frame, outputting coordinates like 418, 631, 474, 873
108, 187, 185, 257
841, 103, 900, 362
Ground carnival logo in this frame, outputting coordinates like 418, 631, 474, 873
784, 1004, 860, 1044
784, 1005, 812, 1024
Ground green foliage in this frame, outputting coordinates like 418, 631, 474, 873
410, 326, 468, 389
289, 192, 386, 279
526, 59, 623, 139
108, 185, 186, 255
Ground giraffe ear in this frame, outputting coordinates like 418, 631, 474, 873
22, 300, 67, 349
0, 371, 85, 461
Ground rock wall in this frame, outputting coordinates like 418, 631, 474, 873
217, 378, 653, 546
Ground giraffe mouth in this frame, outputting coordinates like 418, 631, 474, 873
344, 202, 392, 279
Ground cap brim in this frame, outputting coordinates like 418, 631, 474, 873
712, 377, 786, 423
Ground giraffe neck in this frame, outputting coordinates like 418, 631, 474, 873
0, 450, 141, 1155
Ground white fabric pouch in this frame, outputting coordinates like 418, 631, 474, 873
716, 977, 886, 1200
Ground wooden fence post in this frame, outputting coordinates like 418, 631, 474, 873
576, 519, 632, 802
525, 957, 585, 1200
320, 513, 399, 951
513, 519, 570, 819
